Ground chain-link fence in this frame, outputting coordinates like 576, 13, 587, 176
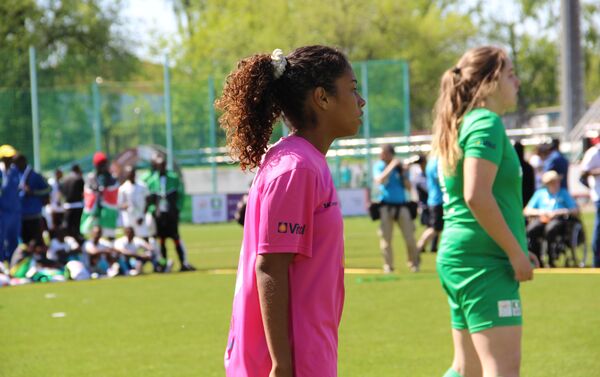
0, 55, 409, 173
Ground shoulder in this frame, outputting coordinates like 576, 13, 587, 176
559, 188, 573, 198
532, 188, 546, 198
461, 108, 503, 134
373, 160, 386, 171
259, 139, 322, 184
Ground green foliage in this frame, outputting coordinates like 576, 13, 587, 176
475, 0, 600, 115
0, 0, 139, 165
171, 0, 476, 131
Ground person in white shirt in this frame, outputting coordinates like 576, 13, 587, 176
45, 169, 65, 232
118, 166, 150, 239
47, 227, 80, 265
580, 137, 600, 267
113, 226, 160, 275
82, 226, 120, 277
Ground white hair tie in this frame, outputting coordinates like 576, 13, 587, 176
271, 49, 287, 79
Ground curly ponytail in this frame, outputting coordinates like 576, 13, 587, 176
215, 54, 281, 171
216, 46, 350, 171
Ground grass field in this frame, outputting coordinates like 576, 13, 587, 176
1, 217, 599, 377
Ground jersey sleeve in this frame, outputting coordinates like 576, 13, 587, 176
561, 190, 577, 209
526, 190, 541, 209
461, 115, 505, 166
257, 168, 318, 259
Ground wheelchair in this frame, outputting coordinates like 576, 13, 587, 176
538, 217, 589, 268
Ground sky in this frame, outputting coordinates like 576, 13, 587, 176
120, 0, 179, 60
119, 0, 563, 61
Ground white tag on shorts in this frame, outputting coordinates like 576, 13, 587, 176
511, 300, 522, 316
498, 300, 512, 317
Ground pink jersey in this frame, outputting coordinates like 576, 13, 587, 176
225, 135, 345, 377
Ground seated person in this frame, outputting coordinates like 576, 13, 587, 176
82, 226, 120, 277
47, 227, 81, 266
10, 240, 60, 276
113, 227, 158, 275
524, 170, 579, 266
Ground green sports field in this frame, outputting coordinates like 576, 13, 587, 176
1, 217, 599, 377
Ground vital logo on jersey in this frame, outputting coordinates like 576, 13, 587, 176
277, 222, 306, 235
474, 139, 496, 150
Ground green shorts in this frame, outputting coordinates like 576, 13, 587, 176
437, 262, 522, 333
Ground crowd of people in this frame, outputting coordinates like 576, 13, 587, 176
369, 133, 595, 273
0, 147, 195, 286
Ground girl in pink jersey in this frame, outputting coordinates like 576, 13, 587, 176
216, 46, 365, 377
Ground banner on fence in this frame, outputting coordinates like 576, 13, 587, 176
338, 188, 369, 216
192, 188, 368, 224
192, 194, 228, 224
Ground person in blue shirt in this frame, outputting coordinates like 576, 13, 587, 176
0, 145, 22, 264
416, 156, 444, 253
542, 139, 569, 189
14, 154, 51, 246
524, 170, 579, 266
373, 144, 419, 273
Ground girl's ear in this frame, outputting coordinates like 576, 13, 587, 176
311, 87, 330, 111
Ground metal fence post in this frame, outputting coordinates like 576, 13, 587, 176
402, 61, 411, 136
208, 76, 218, 194
361, 62, 372, 189
164, 54, 174, 170
92, 78, 102, 152
29, 46, 41, 171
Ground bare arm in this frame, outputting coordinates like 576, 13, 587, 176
585, 167, 600, 176
523, 205, 579, 218
464, 157, 534, 281
374, 159, 402, 185
255, 253, 295, 377
549, 207, 579, 218
523, 207, 543, 217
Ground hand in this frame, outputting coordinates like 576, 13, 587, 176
509, 252, 534, 282
269, 364, 293, 377
390, 158, 402, 168
529, 252, 540, 268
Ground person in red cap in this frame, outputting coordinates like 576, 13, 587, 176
80, 152, 120, 240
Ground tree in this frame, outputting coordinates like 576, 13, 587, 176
168, 0, 475, 132
0, 0, 139, 166
471, 0, 600, 122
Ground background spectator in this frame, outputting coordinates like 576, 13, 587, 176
524, 170, 579, 266
61, 164, 85, 242
0, 145, 22, 263
14, 153, 51, 246
580, 138, 600, 267
146, 155, 195, 272
118, 165, 150, 239
543, 138, 569, 189
46, 168, 65, 234
373, 144, 419, 273
80, 152, 119, 239
514, 141, 536, 207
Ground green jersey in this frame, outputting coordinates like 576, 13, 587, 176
437, 108, 528, 267
145, 170, 184, 215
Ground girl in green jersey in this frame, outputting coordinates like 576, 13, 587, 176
432, 46, 539, 377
